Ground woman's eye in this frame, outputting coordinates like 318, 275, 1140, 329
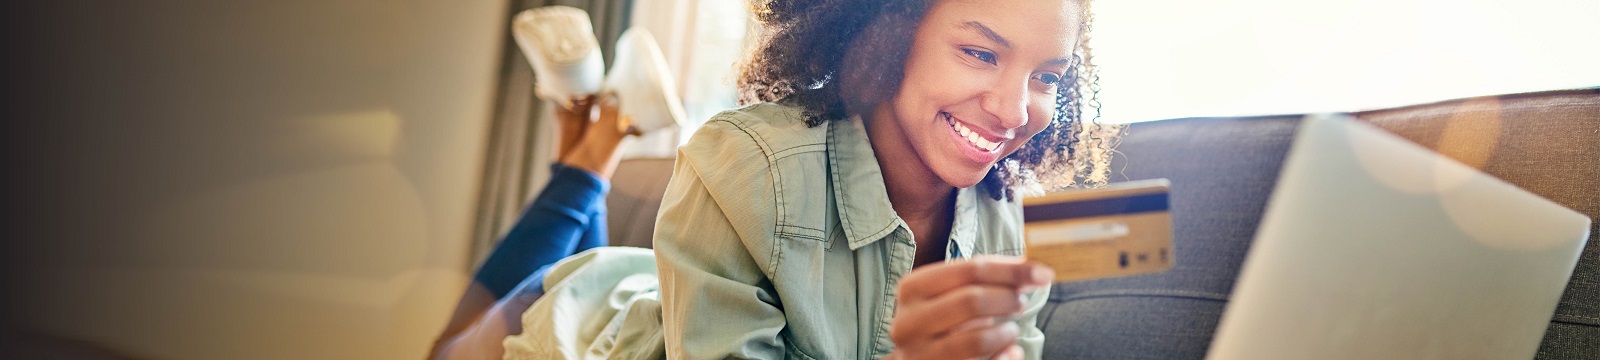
1036, 72, 1063, 85
962, 48, 997, 65
1033, 72, 1064, 91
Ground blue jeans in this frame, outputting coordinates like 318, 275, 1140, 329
473, 164, 609, 299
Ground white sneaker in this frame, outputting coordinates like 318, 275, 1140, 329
511, 6, 604, 109
602, 28, 687, 134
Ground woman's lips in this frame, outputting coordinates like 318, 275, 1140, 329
943, 112, 1005, 152
941, 111, 1008, 166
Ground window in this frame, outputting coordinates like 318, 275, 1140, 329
621, 0, 752, 158
1090, 0, 1600, 123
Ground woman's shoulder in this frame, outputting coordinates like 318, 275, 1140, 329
682, 102, 829, 160
706, 102, 812, 129
674, 101, 834, 215
663, 103, 835, 254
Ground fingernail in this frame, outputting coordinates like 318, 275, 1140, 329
1007, 345, 1025, 360
1031, 265, 1054, 284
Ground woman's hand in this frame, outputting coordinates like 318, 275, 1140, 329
886, 256, 1053, 360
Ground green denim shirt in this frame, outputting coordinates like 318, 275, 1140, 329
653, 103, 1049, 359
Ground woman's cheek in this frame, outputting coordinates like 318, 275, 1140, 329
1026, 100, 1054, 135
1007, 107, 1051, 153
927, 72, 983, 102
928, 55, 993, 96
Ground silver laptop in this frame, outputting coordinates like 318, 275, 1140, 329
1206, 114, 1592, 359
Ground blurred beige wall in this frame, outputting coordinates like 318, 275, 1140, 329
8, 1, 508, 359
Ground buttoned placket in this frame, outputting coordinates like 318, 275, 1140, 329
947, 186, 981, 262
874, 192, 980, 358
828, 115, 995, 358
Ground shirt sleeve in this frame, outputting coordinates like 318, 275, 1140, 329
653, 118, 788, 359
1016, 284, 1051, 360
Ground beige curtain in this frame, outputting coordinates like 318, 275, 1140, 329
470, 0, 634, 266
620, 0, 754, 158
610, 0, 699, 159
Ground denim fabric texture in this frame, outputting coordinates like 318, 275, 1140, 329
474, 164, 609, 298
651, 103, 1049, 359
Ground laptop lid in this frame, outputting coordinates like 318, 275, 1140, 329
1205, 114, 1591, 359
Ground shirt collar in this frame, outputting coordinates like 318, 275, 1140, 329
828, 117, 901, 250
827, 117, 982, 257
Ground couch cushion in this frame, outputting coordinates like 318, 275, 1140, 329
1038, 115, 1303, 358
605, 158, 676, 249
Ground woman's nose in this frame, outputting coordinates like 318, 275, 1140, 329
981, 75, 1030, 130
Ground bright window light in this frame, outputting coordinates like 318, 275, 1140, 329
1090, 0, 1600, 123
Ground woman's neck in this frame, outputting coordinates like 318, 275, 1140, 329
864, 106, 957, 266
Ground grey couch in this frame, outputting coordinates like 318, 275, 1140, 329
605, 88, 1599, 358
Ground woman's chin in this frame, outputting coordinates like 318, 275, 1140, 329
931, 166, 989, 189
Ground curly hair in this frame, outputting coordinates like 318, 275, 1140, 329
738, 0, 1123, 200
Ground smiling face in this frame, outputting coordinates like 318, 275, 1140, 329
873, 0, 1084, 189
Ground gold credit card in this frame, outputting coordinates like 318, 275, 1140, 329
1022, 179, 1174, 283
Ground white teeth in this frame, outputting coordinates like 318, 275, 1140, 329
967, 132, 985, 148
946, 114, 1000, 152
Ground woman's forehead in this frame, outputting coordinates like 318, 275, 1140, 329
929, 0, 1084, 56
937, 0, 1084, 23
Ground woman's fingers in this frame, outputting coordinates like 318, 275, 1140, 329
923, 321, 1020, 360
949, 316, 1001, 334
995, 345, 1024, 360
889, 256, 1049, 359
897, 256, 1053, 301
890, 285, 1023, 344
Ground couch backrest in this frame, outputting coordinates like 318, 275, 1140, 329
605, 157, 676, 249
1357, 89, 1599, 358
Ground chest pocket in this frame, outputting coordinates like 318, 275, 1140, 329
769, 142, 833, 247
768, 142, 858, 358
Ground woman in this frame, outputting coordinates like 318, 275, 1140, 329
650, 0, 1106, 358
447, 0, 1114, 358
432, 94, 638, 359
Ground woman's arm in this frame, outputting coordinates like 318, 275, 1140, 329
653, 119, 790, 359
